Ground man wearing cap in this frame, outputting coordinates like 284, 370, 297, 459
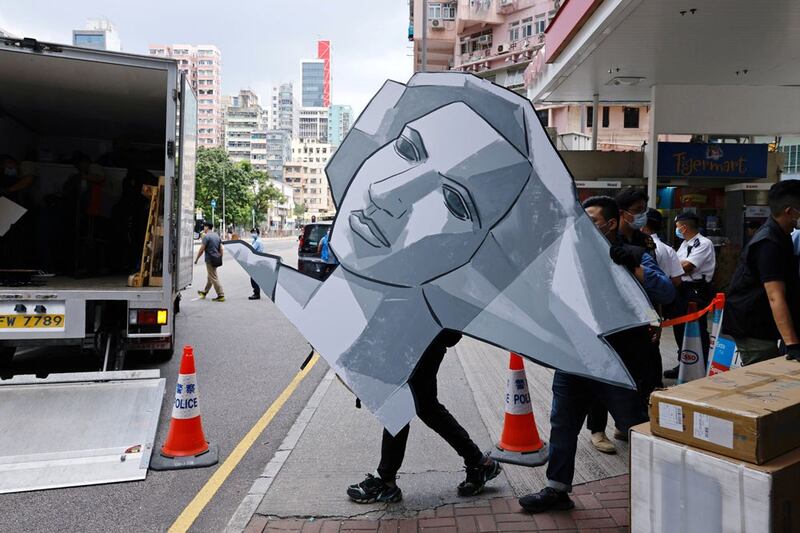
664, 212, 716, 379
723, 180, 800, 365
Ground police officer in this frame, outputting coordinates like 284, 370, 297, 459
723, 181, 800, 365
664, 212, 716, 379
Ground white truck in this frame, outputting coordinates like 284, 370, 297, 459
0, 37, 196, 370
0, 37, 196, 493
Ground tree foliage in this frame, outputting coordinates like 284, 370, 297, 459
195, 147, 284, 228
293, 203, 307, 218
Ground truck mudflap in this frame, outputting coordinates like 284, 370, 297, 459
0, 370, 165, 494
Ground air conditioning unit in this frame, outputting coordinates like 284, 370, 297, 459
430, 19, 444, 29
500, 0, 514, 6
478, 35, 492, 44
496, 42, 510, 53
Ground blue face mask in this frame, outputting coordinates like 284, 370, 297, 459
675, 227, 685, 240
629, 211, 647, 230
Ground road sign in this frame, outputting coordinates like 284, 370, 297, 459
210, 199, 217, 209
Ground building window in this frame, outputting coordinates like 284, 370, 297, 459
586, 106, 593, 128
623, 107, 640, 128
508, 20, 520, 42
536, 109, 549, 127
535, 15, 547, 34
602, 106, 610, 128
780, 145, 800, 174
521, 17, 533, 38
428, 2, 455, 20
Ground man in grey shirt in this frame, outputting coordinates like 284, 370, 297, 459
194, 222, 225, 301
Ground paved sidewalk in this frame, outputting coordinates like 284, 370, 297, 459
244, 475, 630, 532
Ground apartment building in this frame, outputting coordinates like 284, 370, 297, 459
266, 82, 298, 136
265, 129, 291, 181
149, 43, 223, 147
283, 139, 334, 216
409, 1, 650, 151
327, 105, 353, 147
224, 89, 266, 170
298, 107, 329, 143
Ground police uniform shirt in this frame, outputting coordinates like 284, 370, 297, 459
677, 233, 716, 282
652, 234, 684, 279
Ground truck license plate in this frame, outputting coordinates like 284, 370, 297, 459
0, 314, 65, 328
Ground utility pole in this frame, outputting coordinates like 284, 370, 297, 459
421, 0, 428, 73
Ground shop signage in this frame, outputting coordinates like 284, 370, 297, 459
574, 180, 622, 189
658, 142, 768, 179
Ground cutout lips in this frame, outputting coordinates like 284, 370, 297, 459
349, 211, 390, 248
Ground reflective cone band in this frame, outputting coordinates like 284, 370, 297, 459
150, 345, 218, 471
490, 353, 548, 467
678, 303, 706, 384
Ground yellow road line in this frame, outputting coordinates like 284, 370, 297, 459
169, 354, 320, 533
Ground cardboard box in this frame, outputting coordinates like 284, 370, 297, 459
631, 424, 800, 533
649, 357, 800, 464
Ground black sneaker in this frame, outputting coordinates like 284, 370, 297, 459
457, 454, 502, 496
347, 474, 402, 504
248, 294, 261, 300
519, 487, 575, 513
663, 365, 679, 379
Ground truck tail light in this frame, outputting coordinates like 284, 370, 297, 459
129, 309, 168, 325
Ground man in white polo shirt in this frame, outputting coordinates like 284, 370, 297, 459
664, 212, 716, 379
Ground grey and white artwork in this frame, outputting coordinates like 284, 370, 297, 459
226, 73, 658, 435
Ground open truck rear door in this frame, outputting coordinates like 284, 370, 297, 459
0, 370, 165, 493
175, 73, 197, 292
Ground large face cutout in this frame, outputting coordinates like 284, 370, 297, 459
331, 102, 531, 287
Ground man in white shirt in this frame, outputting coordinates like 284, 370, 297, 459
643, 209, 684, 286
664, 212, 716, 379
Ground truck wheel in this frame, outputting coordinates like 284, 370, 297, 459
0, 347, 15, 370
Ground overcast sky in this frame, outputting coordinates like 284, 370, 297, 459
0, 1, 413, 117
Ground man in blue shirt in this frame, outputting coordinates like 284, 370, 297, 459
248, 228, 264, 300
520, 196, 674, 514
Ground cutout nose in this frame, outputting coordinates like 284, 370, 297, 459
368, 168, 425, 218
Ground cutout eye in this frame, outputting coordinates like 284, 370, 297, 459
394, 135, 420, 162
442, 185, 471, 221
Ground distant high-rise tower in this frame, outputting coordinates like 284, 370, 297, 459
317, 40, 331, 107
73, 19, 121, 51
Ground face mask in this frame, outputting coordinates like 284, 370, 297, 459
251, 233, 258, 239
629, 211, 647, 230
3, 167, 17, 178
675, 227, 685, 240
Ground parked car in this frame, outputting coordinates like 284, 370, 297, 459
297, 222, 334, 280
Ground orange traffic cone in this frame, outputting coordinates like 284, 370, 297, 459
150, 345, 219, 470
490, 353, 549, 467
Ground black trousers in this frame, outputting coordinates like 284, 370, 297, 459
671, 282, 712, 364
250, 277, 260, 296
376, 339, 483, 481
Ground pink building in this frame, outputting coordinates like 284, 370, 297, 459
149, 44, 223, 147
409, 1, 651, 151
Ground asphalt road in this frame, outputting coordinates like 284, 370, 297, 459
0, 237, 324, 532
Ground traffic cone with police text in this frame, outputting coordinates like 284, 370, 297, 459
150, 345, 219, 471
490, 353, 549, 467
678, 303, 706, 384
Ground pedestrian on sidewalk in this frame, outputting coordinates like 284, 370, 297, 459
585, 191, 673, 455
723, 180, 800, 365
248, 227, 263, 300
195, 221, 225, 302
316, 227, 338, 279
519, 196, 674, 514
347, 330, 502, 504
664, 212, 716, 379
